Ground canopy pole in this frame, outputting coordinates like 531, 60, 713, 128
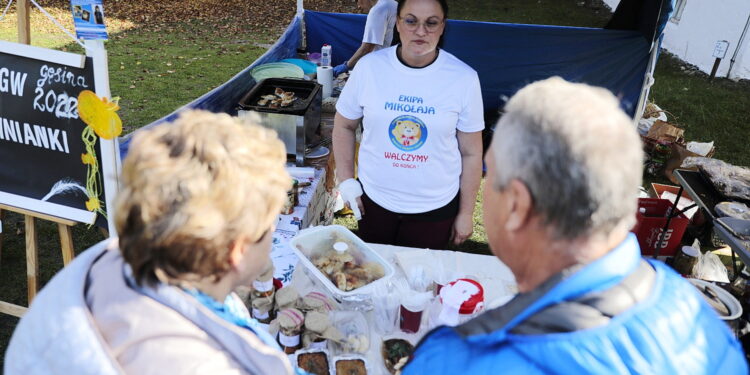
632, 0, 668, 123
633, 42, 659, 124
727, 12, 750, 79
297, 0, 306, 52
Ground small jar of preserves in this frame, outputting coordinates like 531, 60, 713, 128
277, 308, 305, 354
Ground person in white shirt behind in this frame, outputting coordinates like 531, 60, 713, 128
334, 0, 484, 250
333, 0, 399, 76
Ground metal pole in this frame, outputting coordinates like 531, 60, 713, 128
654, 186, 683, 259
631, 0, 667, 123
727, 11, 750, 79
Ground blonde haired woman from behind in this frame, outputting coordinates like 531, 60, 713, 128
5, 110, 304, 375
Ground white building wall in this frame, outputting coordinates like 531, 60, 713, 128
601, 0, 750, 80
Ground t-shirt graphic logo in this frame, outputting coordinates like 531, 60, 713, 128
389, 115, 427, 151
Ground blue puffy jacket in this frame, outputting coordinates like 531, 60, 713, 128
403, 235, 747, 375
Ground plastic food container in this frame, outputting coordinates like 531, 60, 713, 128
290, 225, 395, 302
333, 354, 370, 375
295, 348, 333, 375
329, 310, 370, 355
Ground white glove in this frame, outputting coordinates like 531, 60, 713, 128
338, 178, 363, 220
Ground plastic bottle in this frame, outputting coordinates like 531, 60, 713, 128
321, 44, 332, 67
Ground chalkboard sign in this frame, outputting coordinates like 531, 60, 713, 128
0, 42, 107, 226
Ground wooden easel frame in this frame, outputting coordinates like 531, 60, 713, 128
0, 204, 76, 317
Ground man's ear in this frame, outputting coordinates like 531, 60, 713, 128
505, 179, 533, 232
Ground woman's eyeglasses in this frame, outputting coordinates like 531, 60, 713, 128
400, 16, 444, 33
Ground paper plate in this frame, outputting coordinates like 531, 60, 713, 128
306, 145, 329, 159
250, 62, 304, 81
281, 58, 318, 75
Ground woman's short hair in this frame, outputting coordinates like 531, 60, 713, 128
115, 110, 290, 286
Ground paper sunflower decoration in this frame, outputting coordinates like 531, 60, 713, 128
78, 90, 122, 139
77, 90, 123, 217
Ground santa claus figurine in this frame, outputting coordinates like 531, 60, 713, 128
436, 279, 485, 326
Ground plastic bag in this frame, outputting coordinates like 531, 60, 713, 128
330, 310, 370, 354
371, 280, 400, 335
693, 251, 730, 283
682, 157, 750, 202
405, 265, 432, 292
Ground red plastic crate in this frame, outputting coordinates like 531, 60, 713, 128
631, 198, 689, 257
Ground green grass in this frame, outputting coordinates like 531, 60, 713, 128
650, 53, 750, 167
448, 0, 611, 27
108, 21, 274, 132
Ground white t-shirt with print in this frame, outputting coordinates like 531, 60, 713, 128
336, 46, 484, 214
362, 0, 398, 50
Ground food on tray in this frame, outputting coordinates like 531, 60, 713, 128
382, 339, 414, 375
297, 351, 330, 375
682, 157, 750, 202
310, 237, 385, 291
335, 359, 367, 375
256, 87, 297, 108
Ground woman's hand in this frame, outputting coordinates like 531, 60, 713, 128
339, 178, 365, 220
451, 212, 473, 245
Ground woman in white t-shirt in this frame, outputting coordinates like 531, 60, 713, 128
333, 0, 484, 249
333, 0, 399, 76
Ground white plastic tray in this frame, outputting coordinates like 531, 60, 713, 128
289, 225, 395, 301
688, 278, 742, 321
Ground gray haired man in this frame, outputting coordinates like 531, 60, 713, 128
403, 77, 747, 375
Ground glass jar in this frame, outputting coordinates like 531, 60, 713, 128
251, 278, 275, 324
277, 308, 305, 354
281, 180, 299, 215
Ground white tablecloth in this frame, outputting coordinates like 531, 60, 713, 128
280, 242, 518, 375
271, 167, 335, 284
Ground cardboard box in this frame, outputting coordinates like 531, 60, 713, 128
649, 183, 699, 220
646, 120, 684, 143
632, 198, 689, 256
649, 183, 691, 201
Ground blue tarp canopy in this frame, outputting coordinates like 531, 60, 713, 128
306, 11, 649, 116
120, 1, 672, 158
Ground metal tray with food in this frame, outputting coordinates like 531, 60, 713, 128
290, 225, 395, 302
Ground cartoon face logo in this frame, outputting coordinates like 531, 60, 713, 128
389, 115, 427, 151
